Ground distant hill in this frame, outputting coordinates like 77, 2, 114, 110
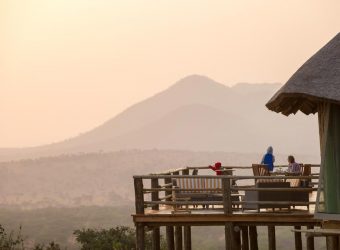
0, 75, 320, 161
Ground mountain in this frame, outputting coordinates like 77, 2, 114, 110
0, 75, 320, 161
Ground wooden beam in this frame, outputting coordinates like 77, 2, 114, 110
136, 223, 145, 250
166, 226, 175, 250
184, 226, 192, 250
294, 226, 302, 250
268, 226, 276, 250
133, 213, 320, 224
249, 226, 258, 250
151, 178, 159, 210
175, 226, 183, 250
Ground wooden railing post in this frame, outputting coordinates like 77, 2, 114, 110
151, 178, 159, 210
164, 174, 175, 249
222, 177, 232, 214
134, 177, 144, 214
164, 174, 172, 199
151, 177, 160, 250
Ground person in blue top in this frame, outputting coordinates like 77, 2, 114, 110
261, 146, 275, 171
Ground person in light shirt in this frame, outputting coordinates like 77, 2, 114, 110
287, 155, 301, 173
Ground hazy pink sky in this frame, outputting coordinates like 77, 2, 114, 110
1, 0, 340, 147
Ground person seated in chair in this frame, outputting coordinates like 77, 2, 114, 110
287, 155, 301, 174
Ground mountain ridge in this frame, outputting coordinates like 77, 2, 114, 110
0, 75, 319, 161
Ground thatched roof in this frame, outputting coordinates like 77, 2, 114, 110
266, 33, 340, 116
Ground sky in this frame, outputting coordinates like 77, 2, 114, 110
1, 0, 340, 148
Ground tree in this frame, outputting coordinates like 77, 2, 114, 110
74, 226, 165, 250
0, 224, 24, 250
33, 242, 62, 250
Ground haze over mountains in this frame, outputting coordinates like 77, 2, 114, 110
0, 75, 319, 162
0, 74, 321, 211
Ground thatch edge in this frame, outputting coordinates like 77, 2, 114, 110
266, 92, 340, 116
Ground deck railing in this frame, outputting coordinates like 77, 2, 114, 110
133, 165, 320, 215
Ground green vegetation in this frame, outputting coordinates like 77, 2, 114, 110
0, 224, 24, 250
0, 206, 327, 250
74, 226, 166, 250
0, 223, 166, 250
0, 224, 62, 250
0, 206, 133, 249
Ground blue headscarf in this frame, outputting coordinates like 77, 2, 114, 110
267, 146, 273, 154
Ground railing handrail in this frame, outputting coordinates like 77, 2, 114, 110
134, 165, 320, 215
133, 175, 319, 179
147, 164, 321, 175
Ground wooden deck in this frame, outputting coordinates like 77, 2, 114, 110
134, 210, 320, 225
132, 165, 321, 250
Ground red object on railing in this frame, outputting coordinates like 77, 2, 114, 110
209, 162, 222, 175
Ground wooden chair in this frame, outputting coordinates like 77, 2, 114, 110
301, 164, 312, 188
192, 169, 198, 175
289, 163, 309, 187
252, 164, 270, 184
289, 164, 310, 210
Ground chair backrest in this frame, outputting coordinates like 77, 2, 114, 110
252, 164, 270, 176
252, 164, 277, 184
302, 164, 311, 176
204, 178, 222, 193
192, 169, 198, 175
175, 178, 205, 193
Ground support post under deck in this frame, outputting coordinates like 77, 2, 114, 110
268, 226, 276, 250
234, 226, 241, 250
184, 226, 192, 250
152, 227, 160, 250
222, 177, 234, 250
241, 226, 249, 250
136, 223, 145, 250
249, 226, 258, 250
307, 225, 315, 250
166, 226, 175, 250
175, 226, 183, 250
225, 223, 233, 250
294, 226, 302, 250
